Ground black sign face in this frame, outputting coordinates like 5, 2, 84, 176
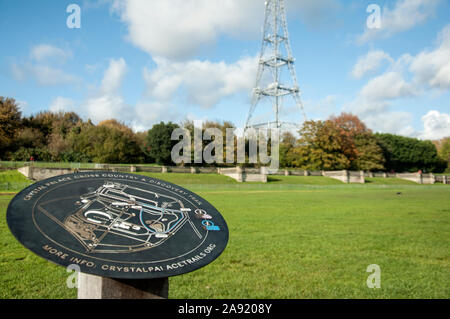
7, 172, 229, 279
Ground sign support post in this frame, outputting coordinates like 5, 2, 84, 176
78, 273, 169, 299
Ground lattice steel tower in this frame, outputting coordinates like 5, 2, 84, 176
245, 0, 306, 130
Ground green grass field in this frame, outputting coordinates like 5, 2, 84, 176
0, 171, 449, 298
0, 170, 33, 193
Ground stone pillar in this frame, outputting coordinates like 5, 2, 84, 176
429, 173, 436, 184
236, 166, 243, 182
29, 165, 34, 180
161, 166, 168, 173
443, 175, 447, 184
260, 167, 268, 175
284, 170, 290, 176
190, 167, 198, 174
130, 166, 137, 173
304, 170, 310, 176
383, 172, 387, 178
360, 170, 365, 184
18, 166, 34, 180
78, 273, 169, 299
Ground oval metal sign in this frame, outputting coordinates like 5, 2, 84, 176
7, 172, 229, 279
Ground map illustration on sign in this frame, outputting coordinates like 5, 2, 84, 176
7, 172, 229, 279
62, 181, 197, 254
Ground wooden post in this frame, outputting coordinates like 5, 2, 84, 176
78, 273, 169, 299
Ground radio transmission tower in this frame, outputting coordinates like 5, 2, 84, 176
245, 0, 306, 130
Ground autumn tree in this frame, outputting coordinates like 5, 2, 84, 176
327, 113, 386, 171
40, 112, 83, 161
0, 97, 22, 156
352, 133, 385, 171
66, 121, 143, 164
291, 120, 350, 170
436, 137, 450, 172
328, 112, 369, 163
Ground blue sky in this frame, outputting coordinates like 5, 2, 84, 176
1, 0, 449, 140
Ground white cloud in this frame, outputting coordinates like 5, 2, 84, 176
85, 63, 101, 74
348, 25, 450, 137
363, 111, 415, 135
359, 0, 441, 43
360, 71, 415, 103
30, 44, 72, 63
83, 58, 129, 123
352, 25, 450, 112
11, 63, 79, 86
84, 95, 129, 123
112, 0, 263, 60
351, 50, 394, 79
348, 60, 416, 134
304, 95, 339, 118
112, 0, 341, 60
131, 101, 180, 132
71, 57, 175, 130
16, 100, 31, 116
49, 97, 76, 113
418, 110, 450, 140
143, 56, 258, 108
410, 25, 450, 90
99, 58, 127, 93
11, 44, 78, 86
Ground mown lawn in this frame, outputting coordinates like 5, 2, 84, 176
0, 171, 449, 298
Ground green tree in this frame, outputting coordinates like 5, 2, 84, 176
145, 122, 179, 165
66, 120, 143, 164
375, 133, 446, 172
291, 120, 350, 170
353, 133, 385, 171
279, 131, 296, 168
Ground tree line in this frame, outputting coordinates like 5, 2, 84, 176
1, 96, 448, 172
